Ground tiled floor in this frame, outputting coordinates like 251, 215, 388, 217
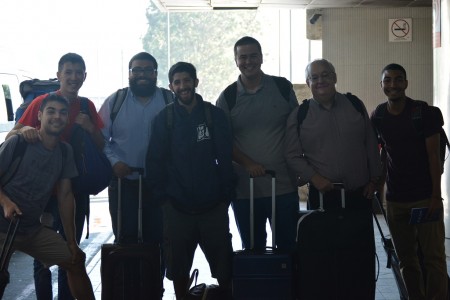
4, 192, 450, 299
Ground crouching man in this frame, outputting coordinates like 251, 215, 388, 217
0, 93, 95, 300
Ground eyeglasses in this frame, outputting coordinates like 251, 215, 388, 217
129, 67, 157, 76
308, 72, 334, 83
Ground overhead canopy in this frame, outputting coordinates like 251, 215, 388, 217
151, 0, 432, 11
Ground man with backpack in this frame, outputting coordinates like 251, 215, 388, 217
284, 59, 381, 299
6, 53, 104, 300
146, 62, 234, 300
371, 63, 448, 299
98, 52, 173, 245
0, 93, 95, 300
216, 36, 299, 251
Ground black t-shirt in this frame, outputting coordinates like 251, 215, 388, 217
373, 99, 440, 202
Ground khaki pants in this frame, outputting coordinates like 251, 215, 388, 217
387, 199, 448, 300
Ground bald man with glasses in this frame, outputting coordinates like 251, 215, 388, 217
284, 59, 381, 299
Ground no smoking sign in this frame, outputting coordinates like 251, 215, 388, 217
389, 18, 412, 42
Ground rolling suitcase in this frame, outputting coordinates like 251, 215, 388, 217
372, 193, 408, 300
295, 184, 375, 300
232, 170, 294, 300
101, 168, 162, 300
0, 217, 20, 298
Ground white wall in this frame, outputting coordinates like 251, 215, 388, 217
434, 0, 450, 236
320, 7, 432, 114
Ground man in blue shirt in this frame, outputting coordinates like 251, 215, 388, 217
99, 52, 172, 244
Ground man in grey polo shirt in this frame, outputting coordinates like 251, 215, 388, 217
284, 58, 381, 299
216, 36, 299, 251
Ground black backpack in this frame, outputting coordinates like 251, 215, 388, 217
70, 98, 113, 196
296, 92, 365, 135
16, 79, 60, 123
372, 100, 450, 173
223, 76, 292, 111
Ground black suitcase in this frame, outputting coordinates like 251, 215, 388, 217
101, 168, 162, 300
0, 217, 20, 298
232, 170, 294, 300
295, 184, 375, 300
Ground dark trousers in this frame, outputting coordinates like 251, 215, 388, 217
33, 193, 89, 300
231, 191, 299, 251
108, 177, 165, 280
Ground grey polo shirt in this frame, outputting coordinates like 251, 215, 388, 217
284, 92, 381, 190
217, 74, 299, 199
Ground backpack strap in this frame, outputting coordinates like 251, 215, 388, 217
344, 93, 365, 117
79, 97, 90, 116
203, 102, 214, 141
0, 135, 28, 187
271, 76, 292, 102
372, 102, 388, 145
110, 88, 128, 123
296, 99, 310, 136
223, 82, 238, 112
161, 88, 174, 105
441, 129, 450, 161
204, 102, 213, 129
165, 102, 175, 130
410, 100, 426, 137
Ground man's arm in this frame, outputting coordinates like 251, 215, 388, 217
378, 146, 387, 190
146, 112, 168, 204
98, 95, 131, 178
5, 123, 24, 140
5, 123, 42, 144
56, 178, 76, 244
284, 107, 332, 192
232, 145, 266, 177
56, 178, 84, 263
425, 133, 443, 215
362, 106, 382, 198
213, 109, 236, 200
0, 187, 22, 219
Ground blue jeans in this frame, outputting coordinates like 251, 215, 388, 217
33, 193, 89, 300
231, 191, 299, 251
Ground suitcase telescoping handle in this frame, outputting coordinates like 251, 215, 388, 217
372, 192, 389, 245
0, 215, 20, 272
117, 167, 145, 244
318, 183, 345, 211
249, 170, 276, 250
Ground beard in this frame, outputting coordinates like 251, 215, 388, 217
176, 88, 196, 106
129, 77, 157, 97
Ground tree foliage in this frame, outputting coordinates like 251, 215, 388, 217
143, 2, 263, 101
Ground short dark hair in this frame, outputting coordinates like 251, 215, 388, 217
58, 53, 86, 72
381, 63, 407, 79
128, 52, 158, 70
168, 62, 197, 84
40, 93, 69, 112
234, 36, 262, 57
